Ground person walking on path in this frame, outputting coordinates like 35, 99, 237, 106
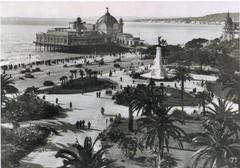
88, 121, 91, 129
43, 95, 45, 100
70, 102, 72, 108
101, 107, 105, 115
106, 119, 108, 128
76, 121, 79, 129
99, 91, 101, 98
79, 120, 82, 128
56, 98, 58, 104
82, 120, 85, 128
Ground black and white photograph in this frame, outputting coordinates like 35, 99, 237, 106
1, 0, 240, 168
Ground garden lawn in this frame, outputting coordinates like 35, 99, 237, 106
43, 77, 116, 94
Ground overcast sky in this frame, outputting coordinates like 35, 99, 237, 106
0, 1, 239, 18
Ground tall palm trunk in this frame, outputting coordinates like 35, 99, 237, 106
181, 79, 184, 123
158, 153, 162, 168
238, 96, 240, 118
158, 138, 163, 168
128, 104, 133, 132
202, 98, 206, 115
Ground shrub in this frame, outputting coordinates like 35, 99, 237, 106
113, 86, 136, 106
24, 86, 39, 94
75, 64, 83, 68
113, 58, 121, 62
114, 63, 121, 68
43, 80, 55, 86
1, 126, 51, 168
32, 67, 41, 72
24, 73, 34, 78
105, 126, 125, 142
118, 136, 143, 159
2, 92, 63, 123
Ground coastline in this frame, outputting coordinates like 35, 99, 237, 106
3, 52, 152, 92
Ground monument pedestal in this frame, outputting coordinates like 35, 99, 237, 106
141, 46, 168, 80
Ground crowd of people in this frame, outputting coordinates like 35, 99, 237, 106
75, 120, 91, 129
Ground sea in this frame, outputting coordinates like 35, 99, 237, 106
0, 22, 223, 66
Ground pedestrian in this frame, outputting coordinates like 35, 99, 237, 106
101, 107, 105, 115
76, 121, 79, 129
99, 91, 101, 98
120, 77, 122, 82
96, 92, 98, 98
82, 120, 85, 128
43, 95, 45, 100
70, 102, 72, 108
109, 70, 112, 77
88, 121, 91, 129
79, 120, 82, 128
56, 98, 58, 104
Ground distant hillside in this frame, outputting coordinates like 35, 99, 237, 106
0, 16, 142, 26
133, 13, 240, 24
1, 17, 75, 25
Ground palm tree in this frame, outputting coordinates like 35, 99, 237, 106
55, 136, 113, 168
173, 65, 192, 122
70, 70, 74, 78
160, 153, 178, 168
125, 87, 136, 132
63, 76, 68, 82
87, 69, 92, 78
93, 71, 98, 78
131, 84, 166, 116
1, 74, 18, 104
59, 76, 65, 84
223, 74, 240, 118
73, 70, 77, 79
128, 84, 166, 132
204, 97, 240, 137
118, 136, 143, 159
69, 75, 74, 81
192, 121, 240, 168
138, 104, 186, 168
79, 69, 84, 79
195, 91, 212, 114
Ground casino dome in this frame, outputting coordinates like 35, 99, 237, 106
96, 8, 119, 27
95, 8, 121, 38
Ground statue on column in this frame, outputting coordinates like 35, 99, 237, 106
158, 36, 167, 47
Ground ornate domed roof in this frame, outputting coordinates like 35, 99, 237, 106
96, 8, 119, 27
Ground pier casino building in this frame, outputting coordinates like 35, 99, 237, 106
34, 8, 144, 52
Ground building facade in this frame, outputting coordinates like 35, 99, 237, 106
34, 8, 143, 52
222, 12, 239, 41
